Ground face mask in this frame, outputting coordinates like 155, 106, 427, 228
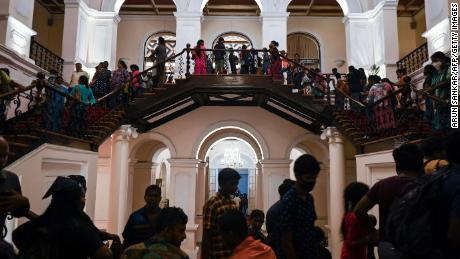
432, 61, 442, 71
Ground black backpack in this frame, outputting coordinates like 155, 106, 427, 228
385, 172, 448, 258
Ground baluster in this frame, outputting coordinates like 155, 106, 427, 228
186, 43, 191, 77
178, 54, 184, 79
13, 92, 22, 117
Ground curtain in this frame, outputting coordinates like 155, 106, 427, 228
287, 34, 320, 59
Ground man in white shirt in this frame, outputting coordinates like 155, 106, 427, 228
69, 63, 89, 87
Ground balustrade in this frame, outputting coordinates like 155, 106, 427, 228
29, 37, 64, 75
396, 43, 429, 74
2, 43, 450, 152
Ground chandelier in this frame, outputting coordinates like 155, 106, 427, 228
221, 148, 243, 168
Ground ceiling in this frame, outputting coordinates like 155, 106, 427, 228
35, 0, 424, 17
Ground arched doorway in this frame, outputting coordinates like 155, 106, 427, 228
212, 32, 253, 50
286, 134, 329, 236
287, 33, 321, 70
206, 138, 258, 214
128, 133, 177, 214
143, 31, 176, 70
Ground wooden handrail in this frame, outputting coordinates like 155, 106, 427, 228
0, 82, 35, 100
411, 85, 450, 106
368, 85, 406, 109
335, 87, 366, 108
44, 84, 83, 103
137, 48, 187, 77
368, 79, 451, 109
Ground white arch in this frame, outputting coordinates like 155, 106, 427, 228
192, 120, 270, 160
205, 136, 259, 162
129, 132, 177, 159
285, 133, 329, 163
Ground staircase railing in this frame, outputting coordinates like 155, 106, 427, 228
1, 49, 187, 141
396, 42, 429, 75
30, 36, 64, 74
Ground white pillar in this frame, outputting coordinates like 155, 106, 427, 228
62, 0, 120, 81
255, 162, 264, 210
168, 158, 200, 259
195, 161, 207, 244
0, 0, 36, 59
108, 125, 138, 235
260, 12, 289, 51
343, 0, 399, 80
196, 161, 207, 218
259, 159, 291, 213
422, 0, 450, 55
174, 12, 202, 75
321, 127, 346, 259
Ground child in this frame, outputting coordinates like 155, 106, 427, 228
341, 182, 377, 259
248, 209, 267, 244
262, 48, 270, 75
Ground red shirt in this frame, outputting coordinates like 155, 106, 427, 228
341, 212, 368, 259
230, 236, 276, 259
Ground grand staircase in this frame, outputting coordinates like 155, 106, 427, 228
1, 47, 450, 165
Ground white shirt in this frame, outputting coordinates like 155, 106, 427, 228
69, 70, 90, 87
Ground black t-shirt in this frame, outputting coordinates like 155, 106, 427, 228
213, 42, 226, 60
347, 72, 362, 93
14, 217, 104, 259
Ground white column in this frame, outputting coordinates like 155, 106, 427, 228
422, 0, 450, 55
195, 161, 207, 244
174, 12, 202, 75
0, 0, 36, 59
259, 159, 291, 213
255, 162, 264, 210
260, 12, 289, 51
108, 125, 138, 235
196, 161, 207, 217
168, 158, 200, 259
343, 0, 399, 80
321, 127, 346, 259
62, 0, 120, 81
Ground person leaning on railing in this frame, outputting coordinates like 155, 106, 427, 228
430, 51, 451, 131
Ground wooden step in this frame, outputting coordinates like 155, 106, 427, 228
2, 134, 41, 140
8, 142, 29, 148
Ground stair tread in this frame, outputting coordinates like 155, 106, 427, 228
8, 142, 29, 148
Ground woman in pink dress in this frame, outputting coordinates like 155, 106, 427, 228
193, 40, 206, 75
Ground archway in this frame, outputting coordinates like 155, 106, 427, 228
127, 132, 176, 214
287, 32, 321, 70
286, 133, 329, 233
212, 32, 253, 50
206, 138, 258, 213
143, 31, 176, 70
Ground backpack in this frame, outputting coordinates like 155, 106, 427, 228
385, 171, 448, 258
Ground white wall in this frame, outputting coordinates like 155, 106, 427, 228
115, 15, 347, 73
116, 15, 175, 68
355, 149, 396, 225
5, 144, 99, 239
202, 16, 262, 50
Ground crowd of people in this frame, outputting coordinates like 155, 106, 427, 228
1, 129, 460, 258
331, 51, 452, 132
